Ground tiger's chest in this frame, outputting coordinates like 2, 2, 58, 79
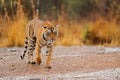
40, 40, 53, 47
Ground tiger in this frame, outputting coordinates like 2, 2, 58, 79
20, 19, 59, 68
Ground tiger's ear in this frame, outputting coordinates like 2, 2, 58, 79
55, 25, 59, 28
42, 21, 51, 29
43, 26, 47, 29
42, 22, 48, 29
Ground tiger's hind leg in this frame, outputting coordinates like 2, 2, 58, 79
28, 51, 36, 64
27, 37, 36, 64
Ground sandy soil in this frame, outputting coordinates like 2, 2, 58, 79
0, 46, 120, 80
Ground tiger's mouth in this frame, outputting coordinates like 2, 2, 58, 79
48, 39, 54, 43
43, 33, 47, 41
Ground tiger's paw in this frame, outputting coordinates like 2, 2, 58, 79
36, 60, 42, 65
45, 65, 52, 69
31, 61, 36, 64
28, 61, 36, 64
36, 57, 42, 65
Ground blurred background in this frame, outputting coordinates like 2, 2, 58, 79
0, 0, 120, 47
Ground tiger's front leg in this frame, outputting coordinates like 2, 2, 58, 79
35, 44, 42, 65
45, 46, 53, 68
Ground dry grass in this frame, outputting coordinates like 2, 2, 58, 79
5, 18, 27, 47
0, 1, 120, 47
0, 0, 27, 47
0, 17, 27, 47
55, 16, 83, 46
0, 15, 120, 47
83, 17, 120, 46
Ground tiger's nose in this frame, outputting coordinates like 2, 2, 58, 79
51, 39, 54, 42
52, 39, 54, 42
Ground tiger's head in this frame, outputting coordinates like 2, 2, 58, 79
42, 21, 59, 44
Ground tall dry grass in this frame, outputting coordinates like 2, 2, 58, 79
0, 16, 120, 47
0, 0, 27, 47
83, 17, 120, 46
0, 15, 120, 47
4, 18, 27, 47
56, 16, 83, 46
0, 1, 120, 47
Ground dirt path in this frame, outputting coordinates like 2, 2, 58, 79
0, 46, 120, 80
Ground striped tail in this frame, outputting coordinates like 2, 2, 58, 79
20, 53, 25, 60
20, 37, 28, 60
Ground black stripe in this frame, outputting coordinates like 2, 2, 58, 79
32, 40, 36, 42
24, 50, 26, 53
26, 37, 28, 40
29, 42, 34, 45
29, 43, 35, 47
33, 36, 36, 40
46, 51, 49, 53
25, 46, 27, 48
30, 38, 35, 43
28, 48, 34, 50
29, 45, 35, 48
23, 53, 25, 57
47, 46, 52, 48
25, 41, 28, 44
30, 45, 34, 47
29, 37, 36, 43
43, 34, 47, 41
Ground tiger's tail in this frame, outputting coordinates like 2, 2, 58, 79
20, 37, 28, 60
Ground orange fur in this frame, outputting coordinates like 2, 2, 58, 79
24, 19, 58, 68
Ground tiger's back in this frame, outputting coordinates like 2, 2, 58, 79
26, 19, 44, 39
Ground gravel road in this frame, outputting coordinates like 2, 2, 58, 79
0, 46, 120, 80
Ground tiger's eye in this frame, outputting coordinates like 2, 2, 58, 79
53, 31, 57, 35
43, 26, 47, 29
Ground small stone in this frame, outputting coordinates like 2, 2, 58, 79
115, 76, 118, 79
8, 49, 17, 52
0, 57, 3, 60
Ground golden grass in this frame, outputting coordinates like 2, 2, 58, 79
6, 18, 27, 47
0, 1, 120, 47
0, 15, 120, 47
56, 21, 83, 46
83, 17, 120, 46
0, 17, 27, 47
